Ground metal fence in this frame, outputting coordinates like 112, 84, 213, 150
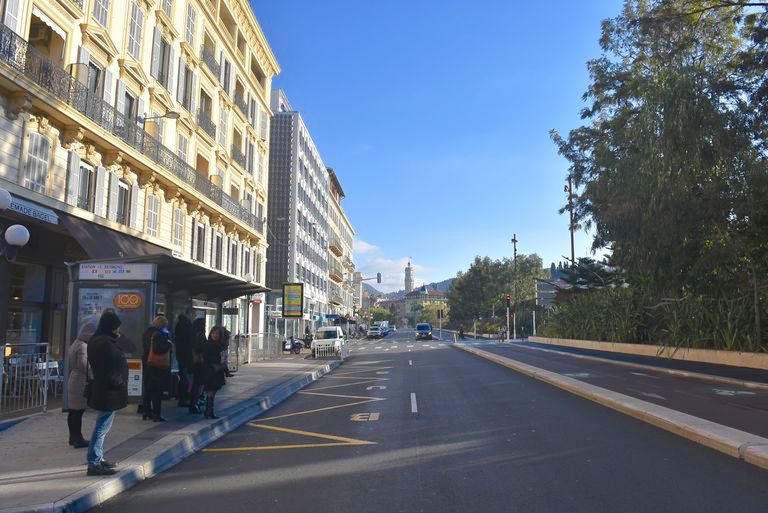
1, 343, 54, 415
228, 334, 280, 370
312, 341, 349, 360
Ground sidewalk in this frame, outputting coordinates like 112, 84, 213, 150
0, 355, 342, 513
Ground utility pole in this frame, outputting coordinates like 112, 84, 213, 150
511, 234, 518, 340
566, 176, 575, 266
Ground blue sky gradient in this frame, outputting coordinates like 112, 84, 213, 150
254, 1, 623, 292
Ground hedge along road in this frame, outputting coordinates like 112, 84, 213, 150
93, 330, 768, 513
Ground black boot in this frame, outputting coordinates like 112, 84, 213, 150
204, 396, 219, 419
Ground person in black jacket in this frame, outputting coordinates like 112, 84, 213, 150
201, 326, 226, 419
174, 308, 195, 407
140, 320, 160, 420
86, 310, 128, 476
188, 317, 207, 414
144, 315, 173, 422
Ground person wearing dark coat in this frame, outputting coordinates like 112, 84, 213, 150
140, 322, 159, 419
188, 317, 207, 414
86, 310, 128, 476
144, 315, 173, 422
174, 308, 195, 407
201, 326, 226, 419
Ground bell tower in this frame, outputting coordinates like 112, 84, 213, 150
405, 259, 414, 293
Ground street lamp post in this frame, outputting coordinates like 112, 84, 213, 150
511, 234, 518, 340
138, 110, 180, 132
565, 176, 575, 266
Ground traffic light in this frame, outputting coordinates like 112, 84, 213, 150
376, 272, 382, 284
505, 294, 511, 307
438, 309, 443, 319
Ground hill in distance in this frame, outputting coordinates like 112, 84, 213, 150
363, 278, 454, 299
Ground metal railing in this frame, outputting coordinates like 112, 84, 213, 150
234, 92, 248, 116
0, 25, 263, 232
231, 144, 247, 169
201, 46, 220, 79
197, 109, 216, 139
312, 341, 349, 360
1, 343, 54, 415
230, 333, 280, 368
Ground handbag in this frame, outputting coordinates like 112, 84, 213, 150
146, 336, 171, 370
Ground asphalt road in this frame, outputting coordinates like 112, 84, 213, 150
94, 330, 768, 513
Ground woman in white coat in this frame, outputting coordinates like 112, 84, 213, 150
66, 321, 95, 448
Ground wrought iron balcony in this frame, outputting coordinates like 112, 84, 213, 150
197, 110, 216, 139
0, 25, 263, 233
231, 145, 247, 169
234, 93, 248, 116
201, 46, 220, 80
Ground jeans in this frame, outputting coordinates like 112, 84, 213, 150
86, 410, 115, 466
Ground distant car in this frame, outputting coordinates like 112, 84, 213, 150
367, 326, 382, 339
312, 326, 346, 357
416, 323, 433, 340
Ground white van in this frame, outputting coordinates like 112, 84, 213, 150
312, 326, 346, 358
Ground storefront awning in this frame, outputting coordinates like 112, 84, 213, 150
74, 254, 269, 302
60, 214, 171, 260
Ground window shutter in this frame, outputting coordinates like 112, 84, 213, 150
66, 150, 81, 206
102, 68, 113, 106
77, 46, 90, 85
227, 67, 234, 98
151, 28, 162, 79
218, 50, 225, 85
190, 219, 198, 259
107, 173, 119, 221
176, 58, 186, 103
137, 96, 145, 127
3, 0, 20, 34
190, 70, 199, 114
167, 45, 176, 92
115, 80, 126, 117
204, 224, 211, 264
93, 166, 106, 216
129, 182, 140, 229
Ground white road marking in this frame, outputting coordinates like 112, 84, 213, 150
409, 360, 412, 366
563, 372, 593, 378
631, 372, 650, 377
640, 392, 666, 400
410, 393, 418, 413
407, 345, 414, 348
375, 346, 383, 349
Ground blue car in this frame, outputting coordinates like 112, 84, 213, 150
415, 323, 433, 340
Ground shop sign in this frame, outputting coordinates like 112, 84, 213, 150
78, 263, 156, 281
282, 283, 303, 318
223, 307, 239, 315
10, 196, 58, 224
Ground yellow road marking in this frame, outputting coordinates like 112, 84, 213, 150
300, 391, 385, 400
310, 379, 388, 391
257, 398, 383, 421
203, 424, 375, 452
332, 367, 394, 376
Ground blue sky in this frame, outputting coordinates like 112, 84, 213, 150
253, 0, 623, 292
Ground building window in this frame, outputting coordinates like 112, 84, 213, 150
77, 164, 95, 211
173, 207, 184, 246
193, 221, 205, 262
177, 133, 188, 162
212, 232, 223, 269
179, 64, 193, 111
162, 0, 172, 17
146, 193, 160, 237
116, 179, 130, 225
242, 247, 250, 277
87, 62, 102, 95
92, 0, 109, 26
185, 4, 195, 46
24, 132, 51, 194
228, 239, 238, 274
152, 32, 171, 88
128, 2, 143, 60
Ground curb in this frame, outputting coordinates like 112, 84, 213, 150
453, 344, 768, 471
512, 342, 768, 391
1, 360, 343, 513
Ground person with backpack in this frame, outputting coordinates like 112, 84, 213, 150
85, 310, 128, 476
144, 315, 174, 422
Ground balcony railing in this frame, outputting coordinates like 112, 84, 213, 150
231, 145, 246, 169
328, 232, 343, 256
201, 46, 220, 80
0, 25, 263, 233
197, 110, 216, 139
234, 92, 248, 116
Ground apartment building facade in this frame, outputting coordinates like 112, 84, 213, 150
0, 0, 278, 358
266, 89, 330, 335
326, 167, 355, 319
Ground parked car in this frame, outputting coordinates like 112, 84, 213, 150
367, 326, 382, 339
312, 326, 346, 357
415, 323, 433, 340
